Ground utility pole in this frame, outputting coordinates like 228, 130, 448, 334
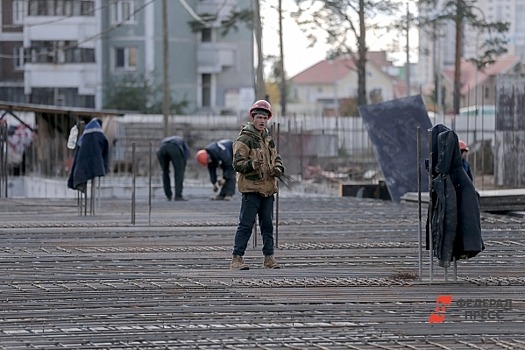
254, 0, 266, 100
453, 0, 463, 130
162, 0, 170, 137
405, 2, 410, 97
278, 0, 286, 116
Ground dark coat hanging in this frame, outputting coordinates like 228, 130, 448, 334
67, 118, 109, 192
426, 124, 484, 267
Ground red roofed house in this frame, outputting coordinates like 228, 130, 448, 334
289, 52, 405, 116
440, 54, 524, 113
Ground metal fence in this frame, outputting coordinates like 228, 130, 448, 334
1, 92, 524, 193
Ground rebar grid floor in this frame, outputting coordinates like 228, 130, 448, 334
1, 197, 524, 349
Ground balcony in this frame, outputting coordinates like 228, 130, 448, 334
24, 63, 97, 95
197, 43, 236, 74
24, 17, 96, 44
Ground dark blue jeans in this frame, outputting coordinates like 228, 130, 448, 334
232, 193, 275, 257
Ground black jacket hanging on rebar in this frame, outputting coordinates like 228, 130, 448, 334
426, 124, 484, 267
67, 119, 109, 193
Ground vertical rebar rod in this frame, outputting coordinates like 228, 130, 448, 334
253, 216, 258, 248
149, 142, 152, 225
90, 178, 95, 215
417, 127, 423, 281
131, 142, 136, 225
0, 123, 8, 197
428, 128, 434, 283
452, 257, 458, 282
275, 123, 280, 248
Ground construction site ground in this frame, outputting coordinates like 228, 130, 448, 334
1, 194, 524, 349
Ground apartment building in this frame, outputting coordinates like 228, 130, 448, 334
0, 0, 255, 113
417, 0, 524, 91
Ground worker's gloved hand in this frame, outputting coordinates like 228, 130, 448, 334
270, 167, 283, 178
212, 182, 219, 192
217, 178, 225, 187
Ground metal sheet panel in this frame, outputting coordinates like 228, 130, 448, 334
358, 95, 432, 202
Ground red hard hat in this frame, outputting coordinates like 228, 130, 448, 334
196, 150, 208, 166
249, 100, 272, 119
458, 140, 469, 151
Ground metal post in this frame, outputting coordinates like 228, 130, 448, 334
453, 257, 457, 281
275, 123, 280, 248
252, 216, 258, 248
90, 178, 95, 215
162, 0, 170, 137
417, 127, 423, 281
148, 141, 152, 225
131, 142, 136, 225
428, 128, 434, 283
0, 122, 8, 198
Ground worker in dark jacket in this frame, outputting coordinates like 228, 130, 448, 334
196, 139, 236, 200
426, 124, 484, 268
157, 136, 190, 201
459, 140, 473, 181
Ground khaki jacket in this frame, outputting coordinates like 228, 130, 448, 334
233, 123, 284, 197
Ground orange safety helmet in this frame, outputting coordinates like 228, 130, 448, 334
196, 149, 209, 166
459, 140, 469, 151
249, 100, 272, 119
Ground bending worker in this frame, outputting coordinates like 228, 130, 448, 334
156, 135, 190, 201
196, 139, 236, 200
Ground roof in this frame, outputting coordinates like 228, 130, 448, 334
290, 52, 398, 86
0, 101, 125, 117
442, 55, 521, 95
291, 57, 357, 84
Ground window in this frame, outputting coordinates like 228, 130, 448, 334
27, 0, 94, 16
201, 74, 212, 107
64, 46, 95, 63
115, 47, 137, 70
112, 0, 136, 23
26, 41, 95, 64
80, 0, 94, 15
13, 0, 26, 24
13, 47, 28, 70
201, 28, 212, 42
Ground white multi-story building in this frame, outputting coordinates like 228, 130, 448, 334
417, 0, 524, 92
0, 0, 255, 114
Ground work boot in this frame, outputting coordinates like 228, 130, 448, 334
263, 255, 281, 269
230, 255, 249, 270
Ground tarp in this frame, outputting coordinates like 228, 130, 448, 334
358, 95, 432, 202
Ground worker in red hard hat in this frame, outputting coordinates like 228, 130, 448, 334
196, 139, 235, 200
459, 140, 473, 181
230, 99, 284, 270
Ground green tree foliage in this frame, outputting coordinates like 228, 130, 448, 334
187, 9, 253, 36
104, 73, 187, 114
291, 0, 403, 107
418, 0, 509, 114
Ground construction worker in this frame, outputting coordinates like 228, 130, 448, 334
230, 100, 284, 270
459, 140, 473, 181
196, 139, 236, 200
156, 135, 190, 201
